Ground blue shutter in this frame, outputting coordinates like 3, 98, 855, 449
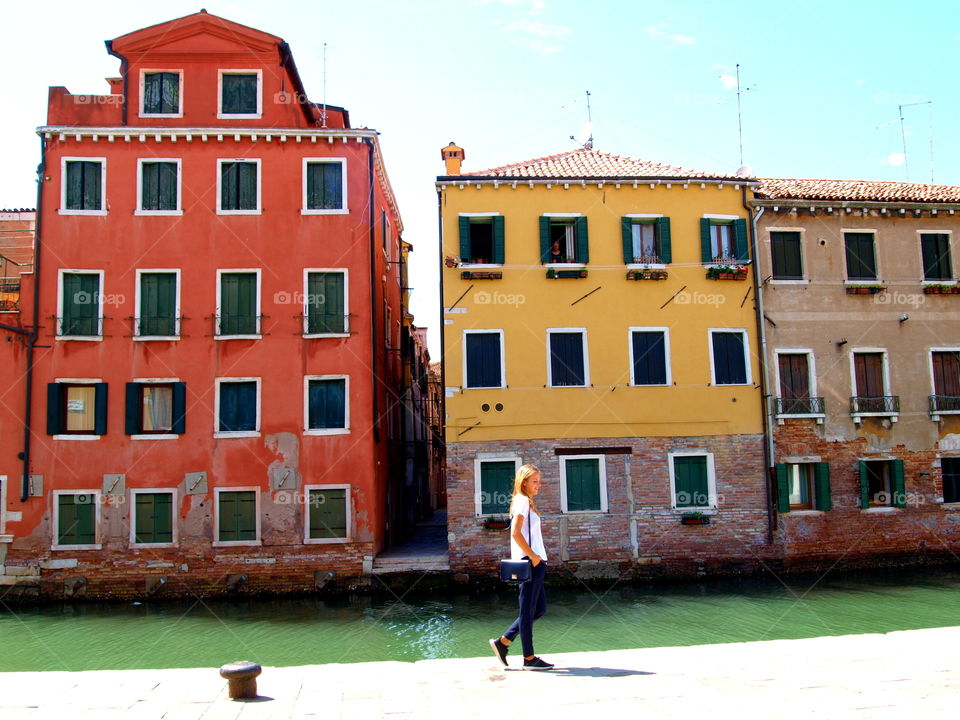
631, 331, 666, 385
125, 383, 141, 435
47, 383, 64, 435
94, 383, 108, 435
172, 382, 187, 434
550, 332, 585, 386
466, 333, 501, 388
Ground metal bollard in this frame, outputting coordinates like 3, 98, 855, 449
219, 661, 262, 700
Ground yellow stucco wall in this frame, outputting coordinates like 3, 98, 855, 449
440, 181, 764, 442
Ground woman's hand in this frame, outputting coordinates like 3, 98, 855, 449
529, 554, 542, 567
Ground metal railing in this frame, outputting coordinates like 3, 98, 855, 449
930, 395, 960, 414
850, 395, 900, 414
55, 315, 102, 337
774, 396, 825, 416
214, 314, 265, 336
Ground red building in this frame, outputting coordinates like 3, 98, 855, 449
0, 11, 411, 598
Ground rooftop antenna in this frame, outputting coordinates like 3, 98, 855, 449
569, 90, 593, 150
320, 42, 328, 128
889, 100, 933, 182
735, 64, 749, 167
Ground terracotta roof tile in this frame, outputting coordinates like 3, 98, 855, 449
755, 178, 960, 204
463, 148, 747, 181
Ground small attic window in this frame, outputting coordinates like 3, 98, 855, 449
141, 71, 181, 116
219, 71, 262, 117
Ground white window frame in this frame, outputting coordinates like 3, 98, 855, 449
135, 158, 183, 215
217, 69, 263, 119
842, 229, 880, 283
668, 450, 718, 512
303, 484, 352, 544
707, 328, 752, 386
134, 269, 181, 341
542, 213, 585, 268
213, 486, 262, 547
766, 227, 808, 284
215, 268, 262, 339
546, 328, 589, 387
52, 376, 103, 440
703, 214, 741, 265
462, 329, 506, 389
773, 349, 824, 424
559, 454, 608, 514
473, 455, 521, 517
624, 214, 666, 269
848, 347, 897, 423
59, 157, 107, 215
928, 347, 960, 421
138, 69, 184, 119
214, 377, 261, 438
627, 327, 671, 386
302, 268, 349, 337
130, 377, 181, 440
129, 488, 178, 547
52, 490, 102, 550
56, 269, 104, 341
301, 157, 348, 215
216, 158, 262, 215
458, 212, 502, 268
917, 230, 956, 284
303, 374, 350, 435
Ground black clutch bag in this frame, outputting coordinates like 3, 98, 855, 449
498, 511, 533, 583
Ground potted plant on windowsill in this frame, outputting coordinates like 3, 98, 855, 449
680, 511, 710, 525
481, 515, 511, 530
923, 284, 959, 295
706, 264, 747, 280
845, 284, 886, 295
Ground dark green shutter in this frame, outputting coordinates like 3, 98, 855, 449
858, 461, 870, 509
481, 461, 515, 515
657, 217, 672, 263
307, 272, 344, 333
142, 163, 159, 210
171, 382, 186, 434
221, 273, 256, 335
733, 218, 749, 261
576, 216, 589, 263
47, 383, 64, 435
221, 163, 237, 209
136, 493, 173, 543
125, 383, 141, 435
539, 217, 551, 263
892, 460, 906, 508
815, 462, 832, 511
219, 491, 257, 541
62, 273, 99, 336
66, 162, 84, 209
322, 163, 342, 209
775, 463, 790, 513
59, 494, 95, 545
566, 459, 601, 511
238, 163, 257, 210
492, 216, 505, 264
309, 379, 346, 429
309, 488, 347, 539
140, 272, 176, 336
621, 218, 634, 264
674, 456, 708, 507
158, 163, 177, 210
700, 218, 712, 262
94, 383, 108, 435
458, 216, 471, 261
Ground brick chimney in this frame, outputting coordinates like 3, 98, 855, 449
441, 142, 465, 175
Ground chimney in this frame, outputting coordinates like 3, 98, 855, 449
441, 142, 465, 175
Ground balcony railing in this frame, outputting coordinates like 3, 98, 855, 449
774, 396, 825, 416
55, 315, 103, 337
930, 395, 960, 417
214, 314, 266, 336
850, 395, 900, 415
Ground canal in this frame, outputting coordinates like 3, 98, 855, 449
3, 566, 960, 672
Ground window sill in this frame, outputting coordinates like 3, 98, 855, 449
53, 434, 100, 441
852, 414, 898, 424
463, 385, 506, 390
214, 431, 261, 439
215, 334, 262, 341
132, 542, 176, 548
212, 540, 262, 547
133, 336, 180, 342
304, 428, 351, 436
626, 263, 667, 270
58, 209, 107, 216
303, 333, 350, 339
860, 507, 900, 514
139, 113, 184, 119
769, 279, 809, 285
561, 509, 608, 516
844, 279, 882, 285
921, 280, 958, 285
545, 263, 587, 269
131, 434, 179, 440
52, 544, 101, 551
712, 382, 753, 387
135, 210, 183, 217
629, 383, 670, 387
56, 336, 103, 342
301, 208, 349, 215
939, 501, 960, 508
216, 210, 262, 216
460, 263, 504, 269
784, 509, 825, 516
671, 507, 717, 515
304, 536, 351, 545
776, 413, 825, 425
217, 113, 263, 120
930, 410, 960, 421
548, 384, 590, 388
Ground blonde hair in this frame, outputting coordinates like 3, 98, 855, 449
509, 464, 540, 516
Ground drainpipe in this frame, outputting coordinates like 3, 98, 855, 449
742, 185, 774, 544
435, 186, 446, 496
365, 138, 379, 444
104, 41, 128, 125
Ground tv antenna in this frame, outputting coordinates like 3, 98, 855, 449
734, 64, 752, 167
569, 90, 594, 150
320, 42, 328, 128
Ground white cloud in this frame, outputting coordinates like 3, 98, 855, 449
719, 73, 738, 90
669, 34, 696, 46
490, 1, 570, 55
644, 24, 696, 48
883, 152, 907, 167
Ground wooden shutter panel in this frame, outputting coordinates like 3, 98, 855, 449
733, 219, 749, 261
83, 162, 102, 211
814, 462, 832, 511
892, 460, 906, 508
125, 383, 141, 435
657, 217, 672, 263
218, 492, 235, 540
539, 217, 551, 263
621, 218, 633, 264
142, 163, 159, 210
322, 163, 342, 209
172, 382, 187, 434
94, 383, 108, 435
154, 493, 173, 542
47, 383, 64, 435
159, 163, 177, 210
492, 216, 505, 264
135, 493, 151, 542
775, 464, 790, 513
458, 216, 471, 261
858, 461, 870, 509
576, 216, 589, 263
700, 219, 712, 262
238, 163, 257, 210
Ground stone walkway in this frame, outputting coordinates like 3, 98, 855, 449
1, 627, 958, 718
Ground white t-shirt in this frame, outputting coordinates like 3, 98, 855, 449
510, 494, 548, 561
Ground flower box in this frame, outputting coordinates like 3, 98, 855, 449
547, 268, 588, 279
627, 270, 668, 281
706, 265, 748, 281
461, 271, 503, 280
680, 513, 710, 526
482, 517, 511, 530
923, 285, 960, 295
846, 285, 886, 295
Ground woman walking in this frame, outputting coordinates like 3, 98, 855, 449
490, 464, 554, 670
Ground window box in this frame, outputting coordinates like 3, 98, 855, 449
923, 284, 960, 295
626, 269, 668, 281
846, 285, 886, 295
706, 265, 748, 280
481, 516, 511, 530
461, 271, 503, 280
546, 268, 588, 279
680, 512, 710, 525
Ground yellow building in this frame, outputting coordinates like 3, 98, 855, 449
437, 145, 773, 576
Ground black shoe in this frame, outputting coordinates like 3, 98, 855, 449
522, 656, 554, 671
489, 638, 509, 667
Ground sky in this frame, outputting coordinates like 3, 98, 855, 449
2, 0, 958, 353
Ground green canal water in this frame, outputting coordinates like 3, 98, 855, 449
3, 567, 960, 672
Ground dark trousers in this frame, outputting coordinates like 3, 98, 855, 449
503, 561, 546, 657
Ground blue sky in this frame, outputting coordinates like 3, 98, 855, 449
2, 0, 957, 351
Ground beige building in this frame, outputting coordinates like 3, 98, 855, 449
752, 179, 960, 566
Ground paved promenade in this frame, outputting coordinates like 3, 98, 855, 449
1, 627, 958, 719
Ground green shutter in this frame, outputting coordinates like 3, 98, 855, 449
125, 383, 141, 435
62, 273, 99, 336
566, 459, 601, 511
47, 383, 64, 435
814, 462, 832, 511
94, 383, 108, 435
135, 493, 172, 544
219, 491, 257, 542
82, 162, 102, 211
221, 273, 256, 335
140, 272, 176, 336
657, 217, 672, 263
858, 461, 870, 509
458, 216, 471, 261
221, 163, 237, 210
59, 494, 95, 545
733, 218, 749, 261
576, 216, 589, 263
621, 218, 633, 264
238, 163, 257, 210
309, 488, 348, 539
700, 218, 713, 262
492, 216, 505, 264
158, 162, 177, 210
775, 463, 790, 513
142, 162, 159, 210
307, 272, 344, 334
892, 459, 906, 508
539, 217, 551, 263
481, 461, 515, 515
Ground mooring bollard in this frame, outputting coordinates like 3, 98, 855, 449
219, 660, 262, 699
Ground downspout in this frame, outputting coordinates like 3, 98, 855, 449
365, 138, 379, 445
743, 185, 774, 544
435, 186, 446, 483
104, 41, 128, 126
